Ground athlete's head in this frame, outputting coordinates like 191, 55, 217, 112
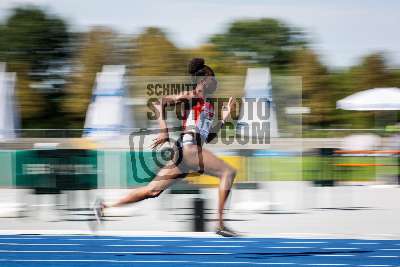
188, 58, 217, 97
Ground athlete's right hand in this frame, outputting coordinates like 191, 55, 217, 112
151, 132, 169, 150
222, 97, 236, 122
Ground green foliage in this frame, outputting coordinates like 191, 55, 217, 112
0, 6, 69, 74
133, 27, 187, 77
210, 18, 306, 70
0, 7, 70, 130
0, 6, 398, 134
348, 53, 394, 91
290, 48, 335, 127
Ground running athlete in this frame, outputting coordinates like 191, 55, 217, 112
94, 58, 238, 237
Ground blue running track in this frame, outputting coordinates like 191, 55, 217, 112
0, 235, 399, 266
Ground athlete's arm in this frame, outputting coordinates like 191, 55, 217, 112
150, 85, 200, 149
160, 86, 197, 106
150, 102, 170, 149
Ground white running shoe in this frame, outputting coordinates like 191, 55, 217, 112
92, 197, 104, 225
216, 226, 240, 237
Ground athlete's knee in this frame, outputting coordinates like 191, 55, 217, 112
223, 166, 236, 180
219, 167, 236, 190
229, 168, 237, 180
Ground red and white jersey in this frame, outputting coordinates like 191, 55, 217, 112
183, 99, 214, 141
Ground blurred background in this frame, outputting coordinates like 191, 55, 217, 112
0, 0, 399, 235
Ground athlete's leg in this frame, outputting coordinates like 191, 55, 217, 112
183, 145, 236, 228
107, 165, 186, 208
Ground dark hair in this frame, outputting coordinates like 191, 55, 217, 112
188, 58, 215, 77
188, 58, 217, 94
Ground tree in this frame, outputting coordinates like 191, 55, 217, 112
349, 53, 393, 91
0, 7, 69, 74
186, 44, 248, 98
210, 18, 306, 71
290, 48, 334, 128
0, 7, 70, 129
133, 27, 187, 77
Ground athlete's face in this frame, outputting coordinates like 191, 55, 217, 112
194, 77, 217, 98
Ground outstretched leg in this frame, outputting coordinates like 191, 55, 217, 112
107, 165, 186, 208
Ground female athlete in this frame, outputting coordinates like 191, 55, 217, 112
94, 58, 238, 237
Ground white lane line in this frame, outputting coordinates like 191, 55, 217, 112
199, 262, 251, 264
252, 264, 295, 265
0, 250, 78, 253
128, 261, 188, 263
106, 244, 162, 247
207, 240, 257, 243
81, 251, 234, 255
281, 242, 327, 244
129, 239, 184, 242
350, 242, 380, 245
3, 234, 80, 237
368, 255, 399, 258
0, 259, 190, 263
303, 264, 349, 266
322, 247, 359, 250
265, 246, 314, 249
0, 243, 81, 246
379, 248, 400, 251
0, 238, 43, 240
314, 254, 355, 257
199, 262, 295, 265
68, 241, 120, 243
91, 252, 164, 254
0, 259, 298, 265
0, 250, 233, 255
182, 252, 233, 255
183, 245, 244, 248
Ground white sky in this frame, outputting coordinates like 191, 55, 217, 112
0, 0, 399, 68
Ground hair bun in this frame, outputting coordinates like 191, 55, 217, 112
188, 58, 205, 75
